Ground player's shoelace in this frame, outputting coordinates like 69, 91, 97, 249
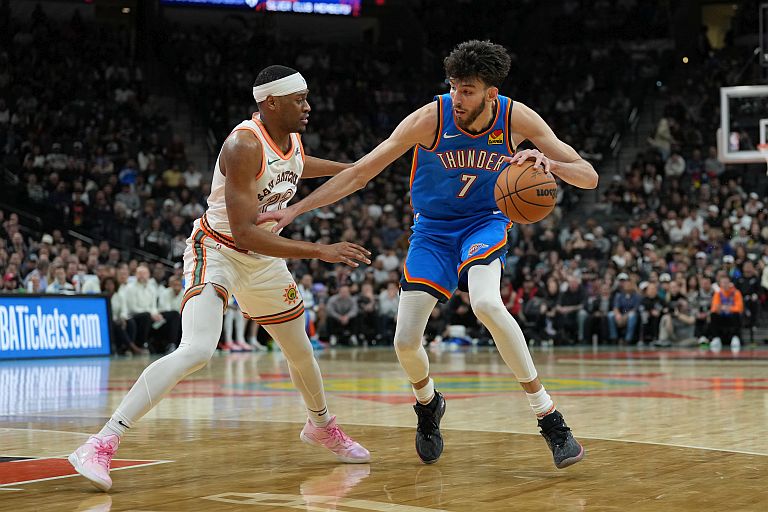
541, 419, 571, 447
94, 440, 115, 467
326, 424, 352, 446
415, 405, 440, 438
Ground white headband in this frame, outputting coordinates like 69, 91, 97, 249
252, 72, 308, 103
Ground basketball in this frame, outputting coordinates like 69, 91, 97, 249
494, 161, 558, 224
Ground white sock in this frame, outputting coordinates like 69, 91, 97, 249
413, 378, 435, 404
526, 387, 555, 418
99, 412, 133, 439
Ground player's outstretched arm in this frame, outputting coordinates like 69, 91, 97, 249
222, 131, 370, 267
301, 156, 352, 178
260, 102, 438, 232
508, 102, 599, 189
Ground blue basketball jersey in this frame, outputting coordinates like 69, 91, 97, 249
409, 93, 515, 220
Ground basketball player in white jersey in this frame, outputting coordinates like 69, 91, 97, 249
68, 66, 372, 492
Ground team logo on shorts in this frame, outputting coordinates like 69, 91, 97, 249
283, 284, 300, 305
467, 243, 489, 257
488, 129, 504, 145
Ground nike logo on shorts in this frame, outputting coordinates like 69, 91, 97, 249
443, 132, 461, 139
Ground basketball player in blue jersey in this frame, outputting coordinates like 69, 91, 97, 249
262, 41, 598, 468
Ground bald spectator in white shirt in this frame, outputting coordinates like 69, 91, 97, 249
155, 275, 183, 349
123, 266, 163, 352
157, 275, 183, 313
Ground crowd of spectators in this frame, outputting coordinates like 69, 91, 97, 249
593, 1, 767, 348
1, 3, 766, 353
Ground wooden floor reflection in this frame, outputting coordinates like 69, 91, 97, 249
1, 346, 767, 511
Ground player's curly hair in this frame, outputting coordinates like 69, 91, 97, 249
443, 40, 511, 88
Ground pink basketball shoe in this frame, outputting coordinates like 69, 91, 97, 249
300, 416, 370, 463
68, 434, 119, 491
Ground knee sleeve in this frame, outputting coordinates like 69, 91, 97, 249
393, 291, 437, 383
394, 291, 437, 351
468, 261, 537, 382
470, 293, 506, 324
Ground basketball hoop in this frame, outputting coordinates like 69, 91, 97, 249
760, 143, 768, 175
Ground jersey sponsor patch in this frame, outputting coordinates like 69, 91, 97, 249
467, 242, 490, 257
488, 129, 503, 145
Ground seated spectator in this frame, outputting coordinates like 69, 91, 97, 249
377, 282, 399, 343
74, 266, 102, 294
656, 298, 696, 347
424, 305, 447, 345
123, 265, 165, 353
709, 276, 744, 349
639, 282, 665, 344
325, 285, 358, 345
554, 276, 586, 344
46, 266, 75, 294
608, 273, 640, 345
2, 272, 21, 293
156, 275, 183, 350
736, 261, 761, 340
582, 281, 613, 344
510, 275, 539, 323
24, 271, 45, 294
446, 291, 482, 342
500, 276, 517, 315
540, 277, 561, 344
298, 274, 318, 322
356, 282, 378, 344
102, 276, 145, 355
693, 276, 714, 342
376, 248, 400, 273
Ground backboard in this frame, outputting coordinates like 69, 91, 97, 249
717, 85, 768, 164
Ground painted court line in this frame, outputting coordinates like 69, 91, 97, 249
0, 460, 173, 488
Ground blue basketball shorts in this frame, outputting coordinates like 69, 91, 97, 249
400, 212, 512, 302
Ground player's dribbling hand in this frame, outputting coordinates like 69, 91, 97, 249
258, 205, 299, 233
319, 242, 371, 267
504, 149, 551, 172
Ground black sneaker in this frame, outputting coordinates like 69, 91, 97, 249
537, 410, 585, 469
413, 391, 446, 464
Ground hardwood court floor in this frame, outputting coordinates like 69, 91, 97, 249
1, 345, 767, 511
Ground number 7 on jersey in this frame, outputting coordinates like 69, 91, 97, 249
457, 173, 477, 198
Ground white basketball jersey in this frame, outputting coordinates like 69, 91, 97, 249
204, 114, 305, 242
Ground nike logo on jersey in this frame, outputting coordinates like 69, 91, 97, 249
443, 132, 462, 139
267, 158, 280, 165
493, 210, 503, 215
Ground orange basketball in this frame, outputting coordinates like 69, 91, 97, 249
494, 161, 557, 224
